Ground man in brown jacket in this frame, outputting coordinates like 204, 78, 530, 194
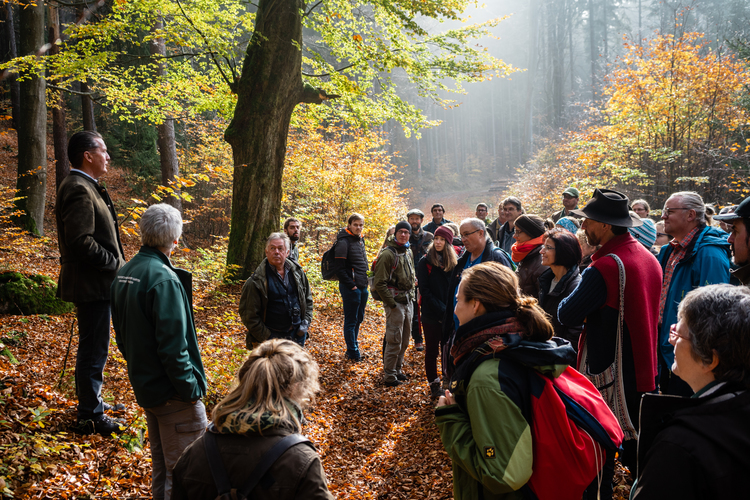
56, 131, 126, 435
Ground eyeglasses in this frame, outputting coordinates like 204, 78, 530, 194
657, 232, 669, 238
513, 228, 524, 235
662, 207, 691, 216
669, 323, 689, 342
460, 229, 481, 239
543, 245, 556, 251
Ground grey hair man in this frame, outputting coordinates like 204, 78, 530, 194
441, 218, 513, 370
657, 191, 732, 396
111, 203, 207, 500
56, 130, 126, 436
239, 232, 313, 348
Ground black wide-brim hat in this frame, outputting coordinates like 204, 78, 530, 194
570, 188, 643, 228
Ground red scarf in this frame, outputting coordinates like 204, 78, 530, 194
451, 318, 525, 365
511, 235, 545, 263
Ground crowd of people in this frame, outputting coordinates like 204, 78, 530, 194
55, 129, 750, 499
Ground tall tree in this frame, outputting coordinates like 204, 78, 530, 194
48, 3, 70, 191
2, 3, 20, 130
15, 0, 47, 236
223, 0, 513, 278
150, 16, 181, 211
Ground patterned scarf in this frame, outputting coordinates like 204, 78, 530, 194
215, 399, 303, 436
451, 318, 526, 366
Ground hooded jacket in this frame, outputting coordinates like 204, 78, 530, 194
172, 404, 333, 500
372, 236, 415, 309
333, 228, 368, 289
656, 225, 731, 365
239, 258, 313, 347
435, 311, 577, 500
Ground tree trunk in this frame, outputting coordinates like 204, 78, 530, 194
150, 16, 181, 211
48, 4, 70, 191
225, 0, 327, 279
589, 0, 597, 99
81, 81, 96, 131
3, 3, 21, 130
523, 0, 540, 159
15, 0, 47, 236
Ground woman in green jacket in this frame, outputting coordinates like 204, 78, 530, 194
435, 262, 575, 500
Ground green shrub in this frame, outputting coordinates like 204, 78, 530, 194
0, 272, 75, 315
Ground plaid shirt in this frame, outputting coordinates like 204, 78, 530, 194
658, 226, 701, 322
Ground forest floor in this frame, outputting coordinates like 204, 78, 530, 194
0, 132, 631, 498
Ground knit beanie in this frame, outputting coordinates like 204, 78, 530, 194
628, 217, 657, 249
395, 221, 411, 234
434, 226, 454, 243
514, 215, 545, 239
555, 217, 579, 234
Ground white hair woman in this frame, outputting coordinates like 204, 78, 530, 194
172, 339, 332, 500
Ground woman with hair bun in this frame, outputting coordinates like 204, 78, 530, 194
435, 262, 583, 499
172, 339, 333, 500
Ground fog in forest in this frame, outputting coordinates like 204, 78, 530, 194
387, 0, 750, 200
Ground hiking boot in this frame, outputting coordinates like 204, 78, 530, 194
385, 379, 404, 387
74, 415, 125, 436
103, 402, 126, 412
396, 373, 410, 381
415, 342, 425, 351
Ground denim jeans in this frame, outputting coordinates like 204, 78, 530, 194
75, 300, 112, 420
339, 283, 368, 360
145, 398, 208, 500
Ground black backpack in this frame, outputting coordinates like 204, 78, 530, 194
204, 432, 314, 500
320, 240, 338, 281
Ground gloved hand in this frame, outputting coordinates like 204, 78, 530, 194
296, 320, 309, 338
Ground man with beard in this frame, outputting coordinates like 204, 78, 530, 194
551, 187, 581, 223
284, 217, 302, 262
407, 209, 434, 351
715, 196, 750, 287
558, 189, 662, 497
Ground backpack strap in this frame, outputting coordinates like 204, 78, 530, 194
203, 432, 233, 497
238, 434, 313, 497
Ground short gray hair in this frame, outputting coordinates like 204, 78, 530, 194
668, 191, 706, 224
460, 218, 488, 240
140, 204, 182, 248
266, 232, 290, 251
678, 284, 750, 388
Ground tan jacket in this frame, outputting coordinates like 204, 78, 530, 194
55, 172, 125, 303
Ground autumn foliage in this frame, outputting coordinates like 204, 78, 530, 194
509, 32, 750, 214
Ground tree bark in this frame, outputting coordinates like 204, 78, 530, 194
225, 0, 329, 279
48, 4, 70, 191
523, 0, 540, 159
15, 0, 47, 236
589, 0, 597, 99
81, 81, 96, 130
150, 16, 181, 211
3, 3, 21, 130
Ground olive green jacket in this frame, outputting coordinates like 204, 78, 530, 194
55, 171, 125, 303
373, 237, 415, 309
239, 258, 313, 348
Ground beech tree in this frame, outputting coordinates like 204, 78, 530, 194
223, 0, 513, 278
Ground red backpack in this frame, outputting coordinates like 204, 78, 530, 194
453, 339, 624, 500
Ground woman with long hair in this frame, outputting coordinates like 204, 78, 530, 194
435, 262, 606, 500
538, 228, 584, 350
172, 339, 332, 500
417, 225, 459, 399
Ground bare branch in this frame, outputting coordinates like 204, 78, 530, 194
302, 63, 355, 78
174, 0, 235, 91
303, 1, 323, 18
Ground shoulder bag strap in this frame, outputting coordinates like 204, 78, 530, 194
203, 432, 233, 496
238, 434, 313, 497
